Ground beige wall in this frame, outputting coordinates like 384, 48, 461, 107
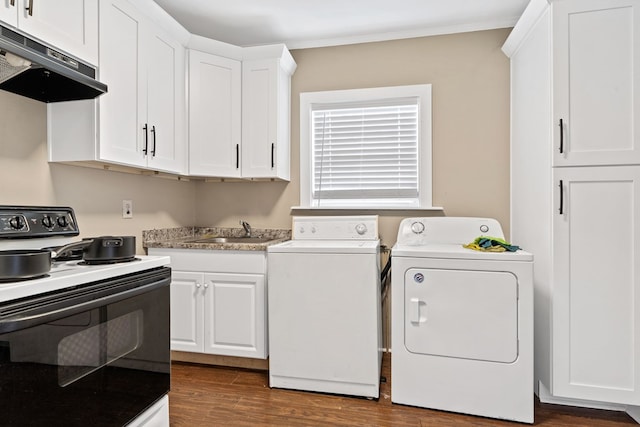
0, 91, 197, 253
0, 28, 511, 250
195, 28, 513, 246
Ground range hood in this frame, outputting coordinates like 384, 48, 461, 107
0, 24, 106, 103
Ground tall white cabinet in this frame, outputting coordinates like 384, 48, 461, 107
504, 0, 640, 416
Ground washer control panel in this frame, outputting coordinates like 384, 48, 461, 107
293, 216, 378, 240
0, 206, 79, 238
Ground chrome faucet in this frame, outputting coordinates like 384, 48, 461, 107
240, 220, 252, 237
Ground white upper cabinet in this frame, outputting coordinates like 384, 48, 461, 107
99, 0, 185, 173
48, 0, 187, 175
97, 0, 144, 167
47, 0, 295, 180
186, 43, 296, 180
188, 49, 242, 177
0, 1, 16, 26
242, 55, 294, 180
0, 0, 98, 65
553, 0, 640, 166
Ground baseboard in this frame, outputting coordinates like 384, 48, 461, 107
537, 381, 626, 412
171, 351, 269, 370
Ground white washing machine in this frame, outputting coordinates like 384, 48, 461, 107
267, 216, 382, 398
391, 217, 533, 423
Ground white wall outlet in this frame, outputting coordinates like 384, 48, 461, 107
122, 200, 133, 219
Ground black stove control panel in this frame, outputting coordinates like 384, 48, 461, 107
0, 206, 79, 238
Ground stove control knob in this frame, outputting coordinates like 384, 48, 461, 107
411, 221, 425, 234
57, 216, 69, 228
42, 215, 54, 229
9, 216, 25, 230
355, 223, 368, 235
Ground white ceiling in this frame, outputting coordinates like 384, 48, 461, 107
152, 0, 530, 49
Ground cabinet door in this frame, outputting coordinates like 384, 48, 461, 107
16, 0, 98, 65
242, 58, 285, 179
553, 0, 640, 166
144, 26, 185, 174
203, 273, 266, 358
170, 271, 204, 353
98, 0, 146, 168
126, 395, 168, 427
188, 50, 241, 177
0, 0, 17, 27
553, 166, 640, 404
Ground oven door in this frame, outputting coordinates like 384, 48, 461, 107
0, 267, 171, 427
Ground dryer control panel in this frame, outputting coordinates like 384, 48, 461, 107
292, 216, 378, 240
396, 217, 504, 246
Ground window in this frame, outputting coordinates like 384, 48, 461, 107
300, 85, 432, 208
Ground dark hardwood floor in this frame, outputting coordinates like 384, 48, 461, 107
169, 354, 637, 426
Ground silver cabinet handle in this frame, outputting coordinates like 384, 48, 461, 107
195, 283, 201, 288
25, 0, 33, 16
10, 0, 15, 7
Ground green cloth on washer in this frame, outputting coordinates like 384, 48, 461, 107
463, 236, 521, 252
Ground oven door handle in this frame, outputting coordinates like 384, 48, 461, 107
0, 278, 168, 334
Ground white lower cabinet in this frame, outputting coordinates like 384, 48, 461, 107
552, 166, 640, 404
127, 395, 169, 427
171, 271, 266, 358
150, 249, 268, 359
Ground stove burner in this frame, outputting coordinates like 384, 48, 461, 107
0, 273, 50, 283
78, 257, 140, 266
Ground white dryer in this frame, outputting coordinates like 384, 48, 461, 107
391, 217, 533, 423
268, 216, 382, 398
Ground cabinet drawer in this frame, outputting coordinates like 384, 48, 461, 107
149, 248, 266, 274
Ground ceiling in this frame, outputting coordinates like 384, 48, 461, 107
152, 0, 530, 49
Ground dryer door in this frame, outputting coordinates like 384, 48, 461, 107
404, 268, 518, 363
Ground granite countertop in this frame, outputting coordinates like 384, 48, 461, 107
142, 226, 291, 251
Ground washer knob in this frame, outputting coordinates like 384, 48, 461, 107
410, 221, 425, 234
480, 224, 489, 233
355, 223, 367, 235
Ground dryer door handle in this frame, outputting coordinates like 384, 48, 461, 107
410, 298, 425, 323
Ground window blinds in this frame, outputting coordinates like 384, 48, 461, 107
311, 98, 419, 202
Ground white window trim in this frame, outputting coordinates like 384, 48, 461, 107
300, 84, 433, 209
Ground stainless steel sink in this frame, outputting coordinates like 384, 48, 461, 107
188, 236, 274, 244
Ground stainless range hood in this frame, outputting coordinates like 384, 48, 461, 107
0, 24, 107, 103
